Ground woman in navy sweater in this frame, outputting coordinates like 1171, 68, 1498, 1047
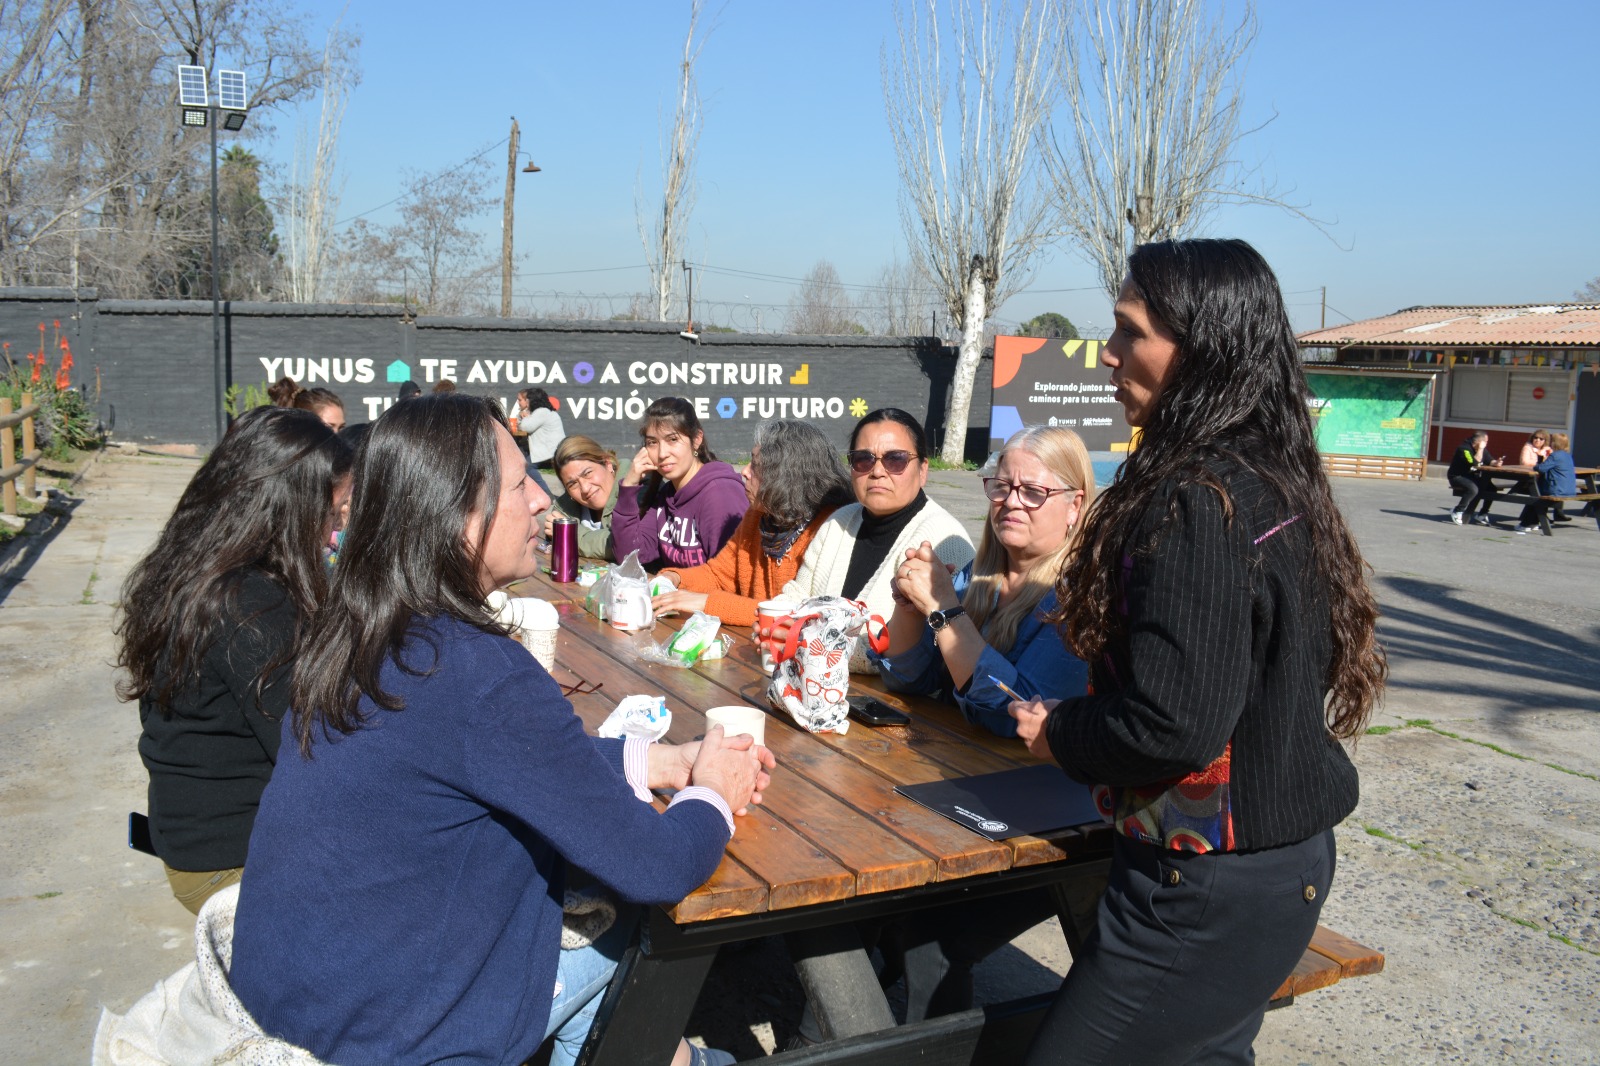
1012, 240, 1387, 1064
229, 395, 771, 1066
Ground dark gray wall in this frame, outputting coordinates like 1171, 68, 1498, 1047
0, 289, 991, 456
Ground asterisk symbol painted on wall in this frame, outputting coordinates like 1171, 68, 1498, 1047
849, 398, 868, 418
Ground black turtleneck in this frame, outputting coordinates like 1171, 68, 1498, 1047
841, 491, 929, 600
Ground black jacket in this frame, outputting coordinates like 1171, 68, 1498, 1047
1045, 462, 1359, 852
137, 569, 296, 871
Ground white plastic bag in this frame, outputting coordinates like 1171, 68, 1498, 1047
607, 550, 654, 632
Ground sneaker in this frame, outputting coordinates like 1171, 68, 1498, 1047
1515, 525, 1535, 535
1449, 511, 1464, 525
1471, 515, 1491, 526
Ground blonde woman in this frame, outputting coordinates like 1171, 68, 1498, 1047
874, 426, 1094, 736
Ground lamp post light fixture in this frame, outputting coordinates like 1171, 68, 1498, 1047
176, 63, 249, 443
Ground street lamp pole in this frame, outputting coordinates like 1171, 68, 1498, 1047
209, 106, 222, 443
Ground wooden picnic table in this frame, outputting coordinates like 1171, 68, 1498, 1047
508, 563, 1113, 1064
1476, 463, 1600, 535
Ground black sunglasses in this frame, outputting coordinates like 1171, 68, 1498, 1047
847, 449, 916, 475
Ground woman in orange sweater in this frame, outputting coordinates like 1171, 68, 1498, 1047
652, 420, 854, 626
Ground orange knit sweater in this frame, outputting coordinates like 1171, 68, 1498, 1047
661, 506, 836, 627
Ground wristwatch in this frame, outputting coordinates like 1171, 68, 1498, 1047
927, 605, 965, 632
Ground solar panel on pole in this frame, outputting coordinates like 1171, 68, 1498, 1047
218, 70, 248, 111
178, 65, 209, 107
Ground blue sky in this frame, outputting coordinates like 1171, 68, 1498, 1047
249, 0, 1600, 337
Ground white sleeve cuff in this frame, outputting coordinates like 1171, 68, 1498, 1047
668, 786, 736, 836
622, 737, 653, 803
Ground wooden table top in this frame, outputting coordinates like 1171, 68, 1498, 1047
1484, 463, 1600, 477
508, 565, 1109, 926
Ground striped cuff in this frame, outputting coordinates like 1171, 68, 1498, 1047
669, 786, 736, 837
622, 737, 653, 803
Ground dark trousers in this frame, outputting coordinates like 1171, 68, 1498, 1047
1023, 829, 1335, 1066
1450, 474, 1495, 516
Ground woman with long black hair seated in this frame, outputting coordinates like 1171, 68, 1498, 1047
115, 406, 353, 914
228, 394, 770, 1066
1011, 239, 1387, 1064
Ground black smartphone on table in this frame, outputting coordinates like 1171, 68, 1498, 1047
848, 695, 911, 727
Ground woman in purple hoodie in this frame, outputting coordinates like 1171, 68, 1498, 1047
613, 397, 749, 570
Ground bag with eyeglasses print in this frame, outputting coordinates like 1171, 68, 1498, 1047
766, 596, 889, 734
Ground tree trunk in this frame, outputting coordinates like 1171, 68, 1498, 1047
941, 256, 987, 465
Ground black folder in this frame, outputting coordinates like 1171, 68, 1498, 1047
895, 764, 1101, 841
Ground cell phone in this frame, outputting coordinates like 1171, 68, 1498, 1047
848, 695, 911, 727
128, 811, 156, 856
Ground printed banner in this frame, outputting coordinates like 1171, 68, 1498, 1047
1305, 370, 1432, 458
989, 335, 1132, 452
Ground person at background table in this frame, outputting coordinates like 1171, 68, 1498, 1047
1512, 429, 1569, 524
1514, 431, 1575, 535
612, 396, 748, 570
1010, 238, 1387, 1066
873, 426, 1092, 737
515, 387, 565, 467
775, 407, 974, 673
292, 386, 346, 433
115, 406, 353, 914
544, 434, 630, 560
652, 419, 854, 625
267, 376, 299, 407
1447, 429, 1499, 526
229, 394, 770, 1066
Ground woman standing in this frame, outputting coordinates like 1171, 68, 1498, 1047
516, 387, 566, 466
612, 396, 748, 569
1012, 239, 1386, 1064
115, 407, 352, 913
876, 426, 1093, 737
652, 419, 854, 625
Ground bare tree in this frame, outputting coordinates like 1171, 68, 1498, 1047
344, 163, 496, 315
786, 260, 866, 335
1045, 0, 1315, 300
1575, 276, 1600, 303
871, 254, 940, 336
884, 0, 1059, 463
637, 0, 707, 323
280, 16, 355, 303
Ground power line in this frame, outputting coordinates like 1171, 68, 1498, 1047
333, 137, 511, 227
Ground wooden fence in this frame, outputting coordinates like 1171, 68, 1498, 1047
1, 392, 41, 515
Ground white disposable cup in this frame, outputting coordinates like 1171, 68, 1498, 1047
705, 705, 767, 747
755, 599, 794, 673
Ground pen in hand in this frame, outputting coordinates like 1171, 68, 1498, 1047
989, 675, 1033, 703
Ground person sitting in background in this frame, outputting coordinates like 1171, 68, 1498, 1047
1515, 432, 1575, 535
292, 386, 346, 433
545, 435, 630, 560
1447, 430, 1498, 526
613, 397, 748, 570
266, 376, 299, 407
397, 379, 422, 401
873, 426, 1093, 737
114, 407, 352, 914
227, 394, 767, 1066
516, 387, 566, 467
652, 419, 854, 625
774, 407, 973, 673
433, 378, 457, 393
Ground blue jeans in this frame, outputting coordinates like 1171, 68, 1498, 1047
544, 907, 638, 1066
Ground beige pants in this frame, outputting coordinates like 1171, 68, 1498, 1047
164, 863, 242, 915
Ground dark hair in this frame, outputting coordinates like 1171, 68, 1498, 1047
398, 380, 422, 401
520, 388, 554, 412
1052, 238, 1385, 740
637, 396, 717, 509
849, 407, 928, 459
293, 387, 344, 415
290, 394, 509, 754
267, 376, 301, 407
116, 406, 353, 711
750, 420, 854, 545
337, 421, 371, 451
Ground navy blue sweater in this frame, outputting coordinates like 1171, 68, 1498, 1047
229, 616, 731, 1065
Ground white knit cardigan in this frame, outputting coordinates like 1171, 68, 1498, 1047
781, 498, 975, 673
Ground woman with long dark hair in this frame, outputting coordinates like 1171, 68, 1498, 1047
612, 396, 748, 569
228, 394, 768, 1066
652, 418, 855, 625
116, 406, 352, 913
1011, 239, 1387, 1064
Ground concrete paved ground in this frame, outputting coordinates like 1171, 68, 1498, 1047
2, 455, 1597, 1063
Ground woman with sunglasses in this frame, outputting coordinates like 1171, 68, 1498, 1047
777, 408, 973, 672
874, 426, 1093, 737
1011, 240, 1386, 1065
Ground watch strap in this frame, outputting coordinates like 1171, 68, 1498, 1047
928, 605, 966, 631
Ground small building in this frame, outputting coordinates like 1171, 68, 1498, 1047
1298, 304, 1600, 465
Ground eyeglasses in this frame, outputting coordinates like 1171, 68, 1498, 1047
848, 449, 916, 475
983, 477, 1074, 510
559, 679, 604, 698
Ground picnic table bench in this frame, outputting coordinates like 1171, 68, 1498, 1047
1457, 464, 1600, 535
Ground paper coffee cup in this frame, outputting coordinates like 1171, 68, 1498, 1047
755, 599, 794, 673
705, 705, 766, 746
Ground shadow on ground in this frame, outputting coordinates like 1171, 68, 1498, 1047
0, 496, 82, 605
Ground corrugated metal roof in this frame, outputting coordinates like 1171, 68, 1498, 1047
1298, 304, 1600, 348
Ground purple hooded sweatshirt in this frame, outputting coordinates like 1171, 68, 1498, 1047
611, 460, 749, 569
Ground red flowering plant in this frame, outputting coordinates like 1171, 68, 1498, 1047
0, 321, 100, 459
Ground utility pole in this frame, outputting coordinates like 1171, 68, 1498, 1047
502, 117, 519, 318
1321, 286, 1327, 330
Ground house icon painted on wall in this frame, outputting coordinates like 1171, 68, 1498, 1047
385, 359, 411, 383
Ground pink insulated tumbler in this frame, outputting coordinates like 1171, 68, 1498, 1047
551, 515, 579, 582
